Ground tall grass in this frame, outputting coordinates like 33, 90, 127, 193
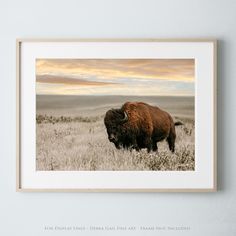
36, 115, 195, 171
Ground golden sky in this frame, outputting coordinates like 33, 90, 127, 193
36, 59, 194, 96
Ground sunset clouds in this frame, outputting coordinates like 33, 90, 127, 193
36, 59, 194, 96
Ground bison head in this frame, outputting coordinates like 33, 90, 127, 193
104, 109, 128, 148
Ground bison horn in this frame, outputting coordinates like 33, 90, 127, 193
121, 111, 128, 123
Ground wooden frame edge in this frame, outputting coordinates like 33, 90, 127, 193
16, 38, 217, 192
17, 188, 217, 193
213, 40, 217, 191
16, 38, 217, 43
16, 39, 21, 191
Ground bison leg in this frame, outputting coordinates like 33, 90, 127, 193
143, 137, 152, 153
129, 135, 139, 151
132, 141, 140, 151
152, 139, 158, 152
167, 132, 176, 153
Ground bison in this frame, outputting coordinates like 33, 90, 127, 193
104, 102, 183, 152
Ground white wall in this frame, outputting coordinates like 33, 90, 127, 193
0, 0, 235, 235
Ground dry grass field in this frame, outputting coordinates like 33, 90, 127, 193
36, 95, 195, 171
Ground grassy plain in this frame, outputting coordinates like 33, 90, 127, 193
36, 95, 195, 171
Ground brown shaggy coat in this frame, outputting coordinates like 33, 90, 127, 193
104, 102, 181, 152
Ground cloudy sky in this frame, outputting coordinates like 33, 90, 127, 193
36, 59, 195, 96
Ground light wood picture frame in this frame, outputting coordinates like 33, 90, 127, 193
16, 39, 217, 192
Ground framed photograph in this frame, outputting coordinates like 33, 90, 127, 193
16, 39, 217, 192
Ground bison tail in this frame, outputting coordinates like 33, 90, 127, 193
174, 121, 184, 126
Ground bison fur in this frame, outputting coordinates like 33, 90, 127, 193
104, 102, 183, 152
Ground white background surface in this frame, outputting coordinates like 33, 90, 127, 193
20, 41, 214, 190
0, 0, 235, 235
